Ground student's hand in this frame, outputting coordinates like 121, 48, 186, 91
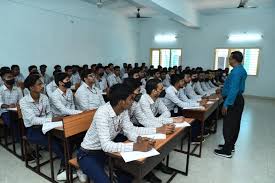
52, 116, 64, 122
133, 136, 154, 152
200, 99, 207, 106
156, 124, 175, 135
222, 107, 228, 116
215, 88, 221, 94
202, 96, 208, 100
172, 116, 185, 123
8, 104, 16, 108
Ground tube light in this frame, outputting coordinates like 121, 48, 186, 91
154, 34, 176, 42
228, 33, 262, 42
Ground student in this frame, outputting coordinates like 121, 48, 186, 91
215, 51, 247, 158
120, 63, 127, 78
23, 71, 42, 96
49, 72, 82, 117
75, 70, 105, 110
46, 70, 61, 97
162, 68, 175, 88
138, 79, 184, 127
200, 72, 216, 95
11, 65, 25, 86
185, 71, 203, 101
0, 69, 23, 139
107, 66, 122, 87
39, 65, 51, 85
71, 65, 81, 86
193, 71, 209, 96
54, 65, 62, 72
95, 66, 108, 92
19, 74, 75, 181
78, 84, 168, 183
128, 68, 140, 79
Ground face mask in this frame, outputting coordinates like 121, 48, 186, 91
159, 90, 166, 98
205, 78, 209, 82
99, 73, 104, 77
134, 93, 142, 102
63, 81, 72, 88
5, 79, 15, 86
192, 78, 198, 82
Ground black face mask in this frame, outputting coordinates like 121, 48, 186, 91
199, 78, 204, 82
63, 81, 72, 88
134, 93, 142, 102
192, 78, 198, 82
5, 79, 15, 86
159, 90, 166, 98
99, 73, 104, 77
205, 78, 209, 82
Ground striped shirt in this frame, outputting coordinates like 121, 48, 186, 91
14, 73, 25, 83
19, 93, 52, 128
71, 72, 81, 85
185, 82, 202, 101
137, 93, 173, 127
179, 88, 200, 104
194, 81, 209, 96
95, 77, 108, 92
75, 82, 105, 110
40, 73, 51, 85
50, 88, 82, 117
0, 85, 23, 115
107, 73, 122, 87
81, 102, 156, 152
162, 86, 200, 111
46, 81, 58, 98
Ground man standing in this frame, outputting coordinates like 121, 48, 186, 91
214, 51, 247, 158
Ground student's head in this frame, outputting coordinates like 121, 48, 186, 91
129, 68, 140, 79
64, 65, 73, 77
229, 51, 243, 67
96, 65, 105, 77
123, 63, 127, 69
170, 74, 185, 89
55, 72, 71, 89
72, 65, 79, 74
24, 74, 44, 93
90, 64, 96, 71
2, 70, 15, 86
83, 64, 89, 71
114, 66, 120, 76
145, 79, 165, 98
142, 63, 146, 67
52, 70, 61, 80
123, 78, 141, 96
153, 69, 161, 80
160, 71, 167, 80
54, 65, 61, 71
198, 71, 205, 81
185, 66, 190, 71
168, 68, 176, 76
134, 63, 138, 68
108, 63, 114, 72
183, 71, 192, 84
11, 65, 20, 76
191, 71, 198, 82
40, 65, 47, 74
139, 68, 145, 79
109, 84, 134, 110
81, 69, 96, 85
28, 65, 37, 73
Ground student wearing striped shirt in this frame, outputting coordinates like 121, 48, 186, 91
19, 74, 73, 181
75, 70, 105, 110
49, 72, 82, 117
185, 71, 203, 101
46, 70, 61, 97
78, 84, 173, 183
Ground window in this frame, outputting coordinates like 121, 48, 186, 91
214, 48, 260, 76
150, 48, 182, 68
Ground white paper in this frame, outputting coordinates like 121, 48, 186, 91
141, 133, 166, 140
42, 121, 63, 134
7, 108, 17, 111
184, 106, 205, 110
207, 101, 214, 104
174, 122, 191, 128
209, 98, 219, 101
101, 92, 107, 95
120, 148, 160, 163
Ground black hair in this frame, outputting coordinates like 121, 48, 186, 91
109, 84, 132, 107
0, 67, 11, 77
11, 65, 19, 70
128, 68, 140, 78
123, 78, 141, 93
231, 51, 243, 63
54, 65, 61, 70
1, 69, 12, 78
114, 66, 120, 70
170, 74, 182, 86
108, 63, 113, 67
40, 64, 47, 69
24, 74, 41, 90
53, 70, 61, 77
64, 65, 72, 72
28, 65, 37, 72
55, 72, 69, 86
80, 69, 92, 81
95, 65, 104, 71
145, 79, 162, 95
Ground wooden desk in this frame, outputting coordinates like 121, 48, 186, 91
182, 95, 223, 158
108, 118, 194, 183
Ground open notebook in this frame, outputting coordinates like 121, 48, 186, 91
120, 148, 160, 163
42, 121, 63, 134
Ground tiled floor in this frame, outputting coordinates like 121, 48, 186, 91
1, 97, 275, 183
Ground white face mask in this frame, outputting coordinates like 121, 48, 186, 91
223, 73, 226, 76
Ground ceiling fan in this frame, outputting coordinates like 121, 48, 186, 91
222, 0, 257, 9
128, 8, 152, 19
82, 0, 117, 8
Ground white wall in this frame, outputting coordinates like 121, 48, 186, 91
0, 0, 139, 76
138, 9, 275, 98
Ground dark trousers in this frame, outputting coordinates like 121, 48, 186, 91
170, 109, 201, 140
223, 94, 244, 152
77, 134, 133, 183
1, 111, 20, 141
26, 127, 65, 165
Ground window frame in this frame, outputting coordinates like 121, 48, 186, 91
213, 47, 261, 76
150, 48, 183, 68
